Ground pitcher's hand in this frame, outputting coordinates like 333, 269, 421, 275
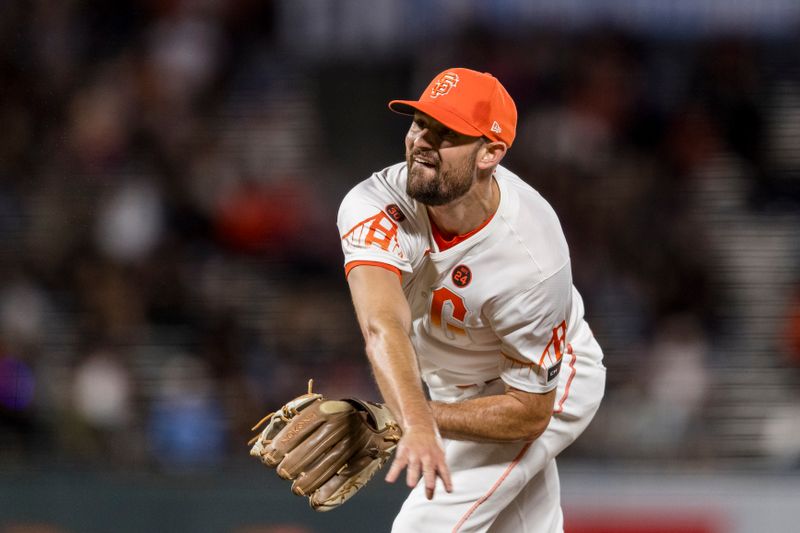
385, 425, 453, 500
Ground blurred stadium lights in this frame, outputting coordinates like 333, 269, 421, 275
277, 0, 800, 60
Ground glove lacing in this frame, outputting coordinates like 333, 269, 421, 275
247, 379, 318, 447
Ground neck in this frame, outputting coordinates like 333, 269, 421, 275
427, 170, 499, 237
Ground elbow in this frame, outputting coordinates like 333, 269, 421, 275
517, 413, 551, 442
503, 388, 556, 442
495, 410, 551, 442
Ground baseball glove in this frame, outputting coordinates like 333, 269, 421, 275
249, 380, 402, 511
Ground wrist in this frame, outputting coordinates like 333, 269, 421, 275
400, 406, 437, 432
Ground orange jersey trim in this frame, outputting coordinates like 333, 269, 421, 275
344, 260, 402, 280
500, 350, 538, 372
452, 441, 532, 532
430, 212, 495, 252
553, 343, 576, 414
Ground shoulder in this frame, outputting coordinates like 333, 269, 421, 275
496, 165, 561, 228
491, 166, 571, 288
338, 162, 427, 237
339, 162, 408, 213
337, 163, 431, 267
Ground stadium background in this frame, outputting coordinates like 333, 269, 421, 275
1, 1, 800, 531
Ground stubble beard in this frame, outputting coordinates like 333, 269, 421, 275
406, 149, 478, 206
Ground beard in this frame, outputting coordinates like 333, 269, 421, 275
406, 148, 478, 206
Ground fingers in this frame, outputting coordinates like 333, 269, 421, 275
406, 457, 421, 489
385, 453, 406, 484
440, 460, 453, 494
423, 465, 436, 500
424, 456, 453, 499
384, 447, 453, 500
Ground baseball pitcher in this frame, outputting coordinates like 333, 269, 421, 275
338, 68, 606, 532
251, 67, 606, 533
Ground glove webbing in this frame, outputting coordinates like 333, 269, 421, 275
247, 378, 318, 447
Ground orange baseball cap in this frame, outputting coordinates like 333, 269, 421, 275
388, 68, 517, 147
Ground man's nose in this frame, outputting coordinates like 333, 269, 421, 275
412, 128, 435, 149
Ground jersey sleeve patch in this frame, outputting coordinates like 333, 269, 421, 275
341, 211, 405, 259
338, 184, 413, 273
539, 320, 567, 370
500, 322, 566, 390
490, 266, 572, 394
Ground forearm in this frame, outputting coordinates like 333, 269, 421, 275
431, 388, 555, 442
347, 266, 437, 432
344, 228, 452, 497
363, 317, 436, 431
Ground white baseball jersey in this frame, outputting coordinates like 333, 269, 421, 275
338, 162, 602, 400
338, 162, 606, 533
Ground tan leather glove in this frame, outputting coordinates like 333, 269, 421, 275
249, 380, 402, 511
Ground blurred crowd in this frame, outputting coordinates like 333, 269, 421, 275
1, 1, 800, 472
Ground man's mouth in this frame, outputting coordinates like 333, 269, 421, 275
412, 153, 438, 168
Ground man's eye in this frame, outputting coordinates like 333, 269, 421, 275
442, 129, 456, 138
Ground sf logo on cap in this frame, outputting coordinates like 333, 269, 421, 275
430, 72, 459, 99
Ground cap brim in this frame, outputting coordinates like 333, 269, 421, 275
388, 100, 484, 138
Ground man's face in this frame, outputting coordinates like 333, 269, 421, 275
405, 112, 484, 206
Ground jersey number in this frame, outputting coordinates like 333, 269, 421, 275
431, 287, 467, 339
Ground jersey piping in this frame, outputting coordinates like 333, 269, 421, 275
345, 260, 402, 279
553, 343, 577, 414
451, 441, 533, 532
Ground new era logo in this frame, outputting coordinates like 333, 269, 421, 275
491, 121, 502, 134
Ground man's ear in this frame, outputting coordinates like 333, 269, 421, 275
476, 141, 507, 170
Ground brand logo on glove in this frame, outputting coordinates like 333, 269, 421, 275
280, 411, 316, 443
